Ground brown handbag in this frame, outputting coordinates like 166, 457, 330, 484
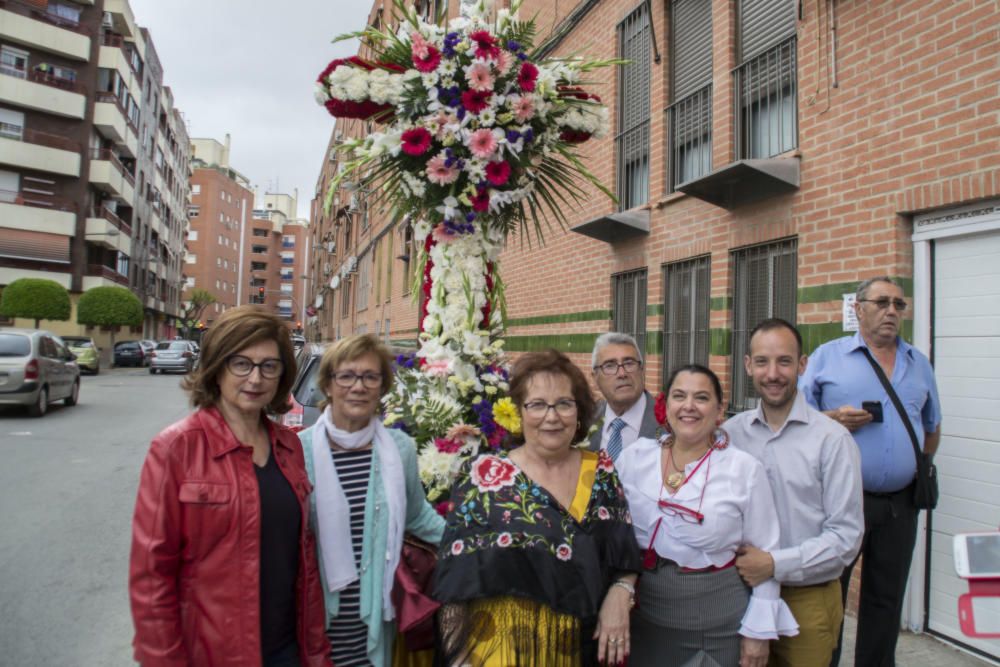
391, 534, 440, 651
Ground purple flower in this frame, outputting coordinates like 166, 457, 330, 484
443, 32, 461, 58
507, 40, 522, 52
506, 130, 521, 143
522, 128, 535, 143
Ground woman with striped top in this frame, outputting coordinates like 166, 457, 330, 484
300, 335, 445, 666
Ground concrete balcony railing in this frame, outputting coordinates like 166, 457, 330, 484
86, 263, 129, 287
0, 64, 86, 118
89, 148, 135, 203
0, 4, 91, 61
93, 91, 138, 154
0, 128, 81, 176
0, 188, 76, 237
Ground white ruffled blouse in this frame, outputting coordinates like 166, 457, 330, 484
617, 438, 799, 639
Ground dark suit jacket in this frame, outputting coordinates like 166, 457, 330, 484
587, 391, 660, 452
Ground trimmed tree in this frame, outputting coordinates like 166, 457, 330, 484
180, 289, 216, 339
0, 278, 71, 328
77, 286, 143, 361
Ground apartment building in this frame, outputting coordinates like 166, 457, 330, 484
185, 136, 253, 328
249, 192, 310, 331
311, 0, 999, 657
0, 0, 190, 343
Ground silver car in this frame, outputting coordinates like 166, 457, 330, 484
149, 340, 197, 374
0, 328, 81, 417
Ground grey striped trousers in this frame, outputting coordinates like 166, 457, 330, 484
630, 560, 750, 667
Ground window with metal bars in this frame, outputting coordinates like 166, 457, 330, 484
668, 0, 713, 190
662, 256, 711, 382
612, 268, 648, 356
616, 5, 651, 211
729, 238, 797, 411
734, 0, 797, 160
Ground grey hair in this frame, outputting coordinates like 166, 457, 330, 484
591, 332, 643, 368
856, 276, 901, 301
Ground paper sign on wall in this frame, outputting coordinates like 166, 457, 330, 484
843, 294, 858, 331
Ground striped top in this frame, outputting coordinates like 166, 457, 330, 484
325, 447, 374, 667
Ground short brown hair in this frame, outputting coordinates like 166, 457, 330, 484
182, 305, 297, 414
508, 349, 596, 445
316, 334, 395, 411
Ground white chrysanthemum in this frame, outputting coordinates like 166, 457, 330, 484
344, 75, 369, 101
314, 83, 330, 104
417, 448, 460, 493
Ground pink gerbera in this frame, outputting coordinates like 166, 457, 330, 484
485, 160, 511, 186
426, 155, 460, 185
510, 95, 535, 122
461, 89, 492, 114
471, 188, 490, 212
401, 127, 432, 156
495, 49, 514, 75
518, 62, 539, 92
466, 62, 495, 92
413, 46, 442, 73
468, 128, 498, 158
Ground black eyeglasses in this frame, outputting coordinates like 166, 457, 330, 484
226, 355, 283, 379
595, 358, 642, 376
523, 399, 577, 418
331, 371, 382, 389
859, 298, 907, 311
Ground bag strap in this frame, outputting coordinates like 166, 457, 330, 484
859, 346, 923, 458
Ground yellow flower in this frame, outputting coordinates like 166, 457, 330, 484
492, 397, 522, 436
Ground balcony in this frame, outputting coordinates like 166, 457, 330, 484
89, 148, 135, 203
93, 91, 138, 157
101, 33, 141, 76
85, 207, 132, 254
0, 5, 91, 61
0, 189, 75, 237
0, 65, 86, 118
102, 0, 138, 39
98, 44, 139, 95
0, 128, 81, 176
85, 263, 129, 287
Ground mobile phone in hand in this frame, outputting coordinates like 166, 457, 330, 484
862, 401, 883, 423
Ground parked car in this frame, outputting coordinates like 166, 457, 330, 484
149, 340, 197, 374
275, 342, 329, 430
291, 334, 306, 354
114, 340, 146, 367
62, 335, 100, 374
139, 340, 157, 366
0, 328, 80, 417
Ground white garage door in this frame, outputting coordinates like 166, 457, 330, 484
928, 229, 1000, 658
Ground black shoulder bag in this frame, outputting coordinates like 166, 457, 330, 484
860, 347, 938, 510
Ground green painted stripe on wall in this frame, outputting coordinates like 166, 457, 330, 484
504, 332, 601, 353
710, 328, 731, 356
797, 320, 914, 354
798, 276, 913, 305
645, 333, 663, 356
507, 309, 611, 327
710, 296, 730, 312
647, 304, 664, 317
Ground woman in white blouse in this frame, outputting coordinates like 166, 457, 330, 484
616, 364, 798, 667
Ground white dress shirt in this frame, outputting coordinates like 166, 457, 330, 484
600, 392, 647, 451
724, 391, 864, 586
617, 438, 798, 640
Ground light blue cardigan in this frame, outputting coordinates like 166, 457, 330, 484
300, 424, 445, 667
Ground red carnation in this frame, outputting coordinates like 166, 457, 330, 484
471, 188, 490, 212
654, 391, 667, 426
413, 45, 442, 73
461, 89, 492, 114
401, 127, 433, 156
469, 30, 500, 59
518, 62, 539, 92
485, 160, 511, 186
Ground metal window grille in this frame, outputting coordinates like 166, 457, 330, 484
734, 36, 797, 159
612, 268, 648, 355
662, 256, 710, 382
616, 5, 651, 211
668, 85, 713, 189
730, 238, 797, 411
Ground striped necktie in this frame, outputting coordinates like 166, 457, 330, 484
607, 417, 626, 462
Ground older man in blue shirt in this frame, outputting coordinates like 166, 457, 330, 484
800, 276, 942, 667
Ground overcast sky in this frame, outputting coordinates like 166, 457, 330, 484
129, 0, 370, 219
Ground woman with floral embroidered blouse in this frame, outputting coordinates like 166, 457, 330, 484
431, 349, 642, 667
616, 365, 798, 667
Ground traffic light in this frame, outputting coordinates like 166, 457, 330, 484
257, 286, 265, 301
296, 321, 302, 329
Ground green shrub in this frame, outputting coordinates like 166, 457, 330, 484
0, 278, 71, 328
77, 286, 143, 328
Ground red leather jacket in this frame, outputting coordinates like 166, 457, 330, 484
129, 407, 331, 666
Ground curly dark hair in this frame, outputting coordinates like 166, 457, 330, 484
508, 349, 596, 445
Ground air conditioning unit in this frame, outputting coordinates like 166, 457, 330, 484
102, 12, 113, 28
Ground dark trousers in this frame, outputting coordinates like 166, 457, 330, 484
830, 486, 918, 667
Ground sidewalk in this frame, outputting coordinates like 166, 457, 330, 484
839, 615, 996, 666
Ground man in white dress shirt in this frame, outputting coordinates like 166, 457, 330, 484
587, 332, 659, 460
725, 318, 864, 667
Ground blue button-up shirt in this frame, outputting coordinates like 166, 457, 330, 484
799, 332, 942, 493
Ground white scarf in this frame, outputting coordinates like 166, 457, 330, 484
312, 408, 406, 620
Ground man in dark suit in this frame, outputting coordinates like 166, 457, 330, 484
587, 332, 659, 460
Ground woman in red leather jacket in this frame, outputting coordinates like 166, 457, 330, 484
129, 306, 331, 667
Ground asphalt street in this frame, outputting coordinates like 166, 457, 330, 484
0, 367, 190, 666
